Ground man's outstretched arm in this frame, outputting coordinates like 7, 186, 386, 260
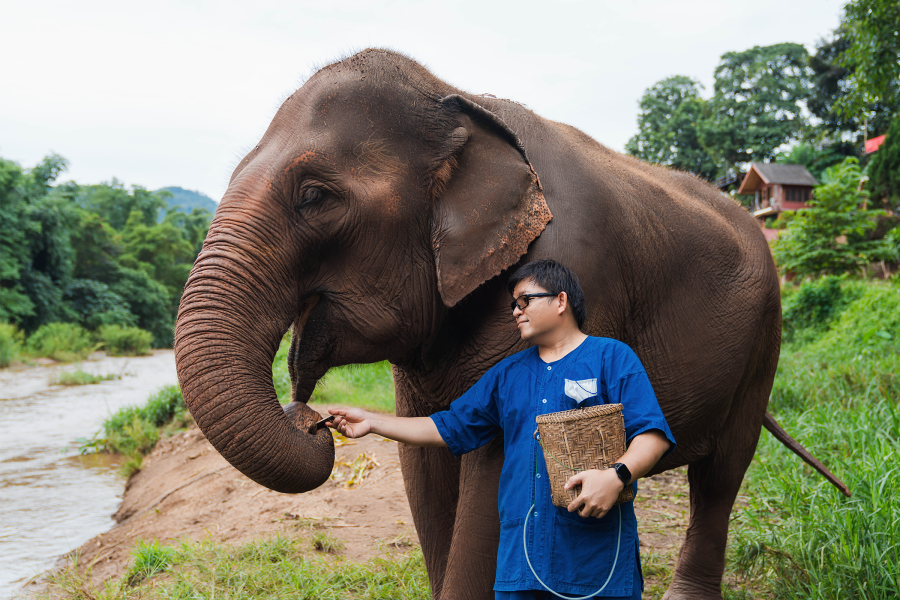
328, 407, 448, 447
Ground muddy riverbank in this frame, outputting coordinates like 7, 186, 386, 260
0, 352, 178, 598
24, 413, 692, 598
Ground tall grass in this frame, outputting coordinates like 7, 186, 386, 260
96, 324, 153, 356
26, 322, 96, 362
83, 385, 192, 476
43, 534, 430, 599
0, 322, 24, 367
728, 280, 900, 598
51, 367, 120, 386
273, 333, 396, 413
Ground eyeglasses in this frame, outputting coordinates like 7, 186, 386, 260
511, 293, 556, 313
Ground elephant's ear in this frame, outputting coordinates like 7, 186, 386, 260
431, 95, 553, 307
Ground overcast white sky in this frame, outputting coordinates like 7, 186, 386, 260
1, 0, 846, 202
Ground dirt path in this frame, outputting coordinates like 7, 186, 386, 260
27, 405, 691, 597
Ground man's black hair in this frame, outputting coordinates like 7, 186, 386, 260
507, 259, 587, 329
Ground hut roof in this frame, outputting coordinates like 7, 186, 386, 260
737, 163, 818, 194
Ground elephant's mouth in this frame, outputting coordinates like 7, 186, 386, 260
287, 294, 333, 404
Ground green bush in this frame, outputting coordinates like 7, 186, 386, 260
86, 385, 191, 475
26, 322, 95, 362
96, 324, 153, 356
51, 368, 119, 386
729, 281, 900, 598
0, 322, 24, 368
780, 276, 863, 343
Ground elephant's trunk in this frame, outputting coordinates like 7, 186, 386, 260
174, 191, 334, 494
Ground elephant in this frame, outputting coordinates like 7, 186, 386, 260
174, 49, 848, 600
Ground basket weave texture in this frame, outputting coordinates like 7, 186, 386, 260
535, 403, 634, 508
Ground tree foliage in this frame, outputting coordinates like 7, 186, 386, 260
836, 0, 900, 119
772, 158, 898, 277
808, 27, 899, 139
867, 112, 900, 210
0, 154, 212, 347
699, 44, 811, 168
775, 142, 849, 182
625, 76, 717, 180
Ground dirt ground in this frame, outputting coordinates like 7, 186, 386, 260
27, 404, 693, 597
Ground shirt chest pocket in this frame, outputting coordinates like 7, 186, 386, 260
562, 377, 600, 408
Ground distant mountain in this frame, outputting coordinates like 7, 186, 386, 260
157, 187, 218, 217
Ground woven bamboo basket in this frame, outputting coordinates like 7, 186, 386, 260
535, 403, 634, 508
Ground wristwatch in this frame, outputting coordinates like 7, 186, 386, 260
610, 462, 632, 486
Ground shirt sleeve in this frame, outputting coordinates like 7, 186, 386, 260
608, 370, 677, 457
430, 368, 503, 458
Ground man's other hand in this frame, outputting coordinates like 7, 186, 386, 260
564, 468, 624, 519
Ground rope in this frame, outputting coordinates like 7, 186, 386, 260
522, 503, 622, 599
526, 429, 622, 599
535, 431, 582, 473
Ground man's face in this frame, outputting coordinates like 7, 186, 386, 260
511, 279, 562, 342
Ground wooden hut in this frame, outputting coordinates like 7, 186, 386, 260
738, 162, 818, 218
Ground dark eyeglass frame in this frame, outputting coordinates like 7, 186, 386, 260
511, 292, 557, 313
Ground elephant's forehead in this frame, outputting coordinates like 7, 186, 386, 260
277, 75, 418, 142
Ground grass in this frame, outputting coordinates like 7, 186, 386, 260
50, 367, 120, 386
96, 324, 153, 356
42, 533, 430, 600
725, 278, 900, 599
81, 385, 193, 476
0, 321, 24, 367
26, 322, 98, 362
273, 333, 396, 413
312, 531, 346, 554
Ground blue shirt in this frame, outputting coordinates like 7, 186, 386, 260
431, 336, 676, 596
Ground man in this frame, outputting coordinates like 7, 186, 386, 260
329, 259, 675, 599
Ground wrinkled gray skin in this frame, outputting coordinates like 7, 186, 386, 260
175, 49, 790, 599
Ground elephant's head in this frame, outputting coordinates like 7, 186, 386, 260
174, 50, 552, 493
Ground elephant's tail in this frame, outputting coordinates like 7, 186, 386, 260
763, 412, 851, 497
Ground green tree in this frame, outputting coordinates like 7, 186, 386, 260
164, 207, 213, 256
775, 143, 847, 182
808, 27, 898, 139
119, 210, 195, 303
699, 44, 812, 169
79, 180, 168, 231
108, 267, 173, 347
836, 0, 900, 119
625, 76, 717, 180
0, 159, 39, 323
867, 112, 900, 210
773, 157, 897, 277
65, 279, 136, 330
70, 211, 121, 282
0, 154, 76, 329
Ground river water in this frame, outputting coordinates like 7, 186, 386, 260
0, 351, 178, 598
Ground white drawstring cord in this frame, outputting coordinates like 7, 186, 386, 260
522, 503, 622, 599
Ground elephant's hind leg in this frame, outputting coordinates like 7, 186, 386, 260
664, 355, 776, 599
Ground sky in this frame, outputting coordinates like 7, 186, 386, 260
1, 0, 847, 202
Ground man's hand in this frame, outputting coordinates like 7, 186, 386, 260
564, 468, 625, 519
326, 407, 447, 447
328, 407, 374, 438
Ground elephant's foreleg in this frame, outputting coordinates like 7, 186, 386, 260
393, 367, 502, 600
394, 370, 461, 599
398, 443, 461, 599
440, 437, 503, 600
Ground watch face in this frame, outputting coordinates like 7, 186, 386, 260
613, 463, 631, 484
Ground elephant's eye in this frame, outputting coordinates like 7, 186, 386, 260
300, 187, 323, 208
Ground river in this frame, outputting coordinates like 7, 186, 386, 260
0, 351, 178, 598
